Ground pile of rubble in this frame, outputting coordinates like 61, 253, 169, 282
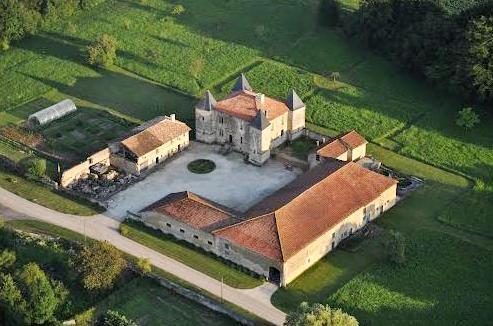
67, 164, 136, 200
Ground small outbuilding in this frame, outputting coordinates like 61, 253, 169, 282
28, 99, 77, 127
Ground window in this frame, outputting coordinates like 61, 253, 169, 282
316, 154, 320, 161
363, 207, 367, 215
332, 232, 335, 239
224, 243, 230, 250
281, 130, 284, 137
193, 235, 199, 240
208, 241, 213, 245
180, 229, 185, 233
221, 117, 224, 124
166, 223, 171, 227
88, 158, 93, 164
350, 228, 353, 235
240, 137, 243, 144
202, 116, 204, 121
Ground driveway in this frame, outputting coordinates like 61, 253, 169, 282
0, 187, 287, 325
105, 142, 301, 218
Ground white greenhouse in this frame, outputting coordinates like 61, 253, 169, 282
28, 99, 77, 127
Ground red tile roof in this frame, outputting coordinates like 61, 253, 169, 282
141, 191, 240, 232
214, 90, 288, 122
317, 130, 367, 159
216, 160, 397, 261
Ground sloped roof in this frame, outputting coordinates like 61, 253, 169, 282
217, 160, 397, 261
196, 90, 217, 111
232, 73, 253, 92
141, 191, 240, 232
121, 116, 191, 157
286, 90, 305, 111
214, 90, 288, 122
317, 130, 368, 159
251, 110, 270, 130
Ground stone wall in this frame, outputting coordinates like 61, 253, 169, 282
60, 148, 110, 187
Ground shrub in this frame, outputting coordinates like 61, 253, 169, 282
171, 4, 185, 16
87, 34, 117, 67
0, 249, 16, 269
119, 224, 130, 237
98, 310, 138, 326
456, 107, 480, 130
286, 302, 359, 326
385, 230, 406, 266
136, 257, 151, 275
78, 241, 126, 291
22, 158, 46, 178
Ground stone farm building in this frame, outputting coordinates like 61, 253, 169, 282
136, 133, 398, 285
195, 74, 306, 165
60, 115, 190, 187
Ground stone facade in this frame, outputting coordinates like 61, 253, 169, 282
195, 74, 305, 165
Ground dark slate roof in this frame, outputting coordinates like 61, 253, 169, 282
197, 90, 216, 111
286, 90, 305, 111
232, 74, 253, 92
251, 110, 270, 130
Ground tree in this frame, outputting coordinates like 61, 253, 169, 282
456, 107, 480, 130
329, 71, 340, 83
0, 273, 25, 325
319, 0, 340, 27
286, 302, 359, 326
0, 249, 15, 270
465, 16, 493, 103
17, 262, 58, 324
87, 34, 117, 67
385, 230, 406, 266
23, 157, 46, 178
136, 257, 151, 275
98, 310, 138, 326
78, 241, 126, 291
0, 0, 41, 50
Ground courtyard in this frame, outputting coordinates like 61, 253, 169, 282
105, 142, 301, 219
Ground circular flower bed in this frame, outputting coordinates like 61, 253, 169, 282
187, 159, 216, 174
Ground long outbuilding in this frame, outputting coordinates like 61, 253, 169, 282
28, 99, 77, 127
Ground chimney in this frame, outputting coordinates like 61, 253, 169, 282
255, 93, 265, 105
322, 137, 326, 143
316, 140, 320, 147
169, 114, 176, 121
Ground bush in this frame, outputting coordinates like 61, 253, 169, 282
171, 5, 185, 16
78, 241, 126, 291
456, 107, 480, 130
286, 302, 359, 326
22, 158, 46, 178
98, 310, 138, 326
119, 224, 130, 237
136, 257, 151, 275
87, 34, 117, 67
385, 230, 406, 266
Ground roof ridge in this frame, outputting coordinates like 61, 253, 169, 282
273, 212, 286, 261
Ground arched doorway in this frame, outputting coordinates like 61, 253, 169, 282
268, 267, 281, 285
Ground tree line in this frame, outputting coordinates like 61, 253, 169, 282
0, 0, 105, 50
323, 0, 493, 109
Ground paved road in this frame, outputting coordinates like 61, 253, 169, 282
0, 187, 286, 325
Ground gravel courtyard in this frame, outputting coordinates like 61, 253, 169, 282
105, 142, 301, 219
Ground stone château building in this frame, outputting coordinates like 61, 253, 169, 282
195, 74, 306, 165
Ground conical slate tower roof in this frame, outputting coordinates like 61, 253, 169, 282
251, 110, 270, 130
286, 90, 305, 111
232, 73, 253, 92
197, 90, 216, 111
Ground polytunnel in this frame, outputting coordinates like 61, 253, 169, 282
28, 99, 77, 126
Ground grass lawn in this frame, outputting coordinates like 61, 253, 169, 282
287, 137, 317, 160
87, 277, 236, 326
121, 220, 263, 289
0, 167, 103, 215
187, 159, 216, 174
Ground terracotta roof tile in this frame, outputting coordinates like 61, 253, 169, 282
316, 130, 367, 159
121, 117, 191, 157
219, 161, 397, 261
214, 90, 288, 122
141, 191, 240, 232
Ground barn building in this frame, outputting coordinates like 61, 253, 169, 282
135, 159, 397, 286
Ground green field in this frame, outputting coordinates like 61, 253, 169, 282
0, 0, 492, 323
121, 220, 263, 289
